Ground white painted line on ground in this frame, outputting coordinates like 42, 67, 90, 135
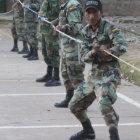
0, 123, 140, 129
0, 93, 65, 97
0, 92, 140, 109
117, 92, 140, 109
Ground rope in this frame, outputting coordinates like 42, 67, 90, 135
104, 50, 140, 72
17, 0, 140, 73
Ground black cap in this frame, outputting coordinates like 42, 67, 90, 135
85, 0, 102, 11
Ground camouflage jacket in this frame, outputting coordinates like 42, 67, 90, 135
12, 0, 24, 19
24, 0, 40, 22
81, 19, 128, 64
58, 0, 83, 58
81, 19, 128, 86
39, 0, 60, 34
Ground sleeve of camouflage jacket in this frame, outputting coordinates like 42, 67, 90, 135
107, 25, 128, 56
39, 0, 48, 17
63, 5, 83, 35
80, 29, 95, 63
30, 0, 40, 11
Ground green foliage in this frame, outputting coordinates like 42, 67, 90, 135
120, 58, 140, 86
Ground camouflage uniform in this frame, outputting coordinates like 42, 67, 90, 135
24, 0, 40, 49
36, 0, 61, 86
59, 0, 85, 91
54, 0, 85, 107
39, 0, 60, 68
11, 0, 25, 41
69, 19, 128, 131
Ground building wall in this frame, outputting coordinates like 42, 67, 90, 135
79, 0, 140, 16
102, 0, 140, 16
6, 0, 140, 16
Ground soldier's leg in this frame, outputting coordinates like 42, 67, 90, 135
96, 82, 120, 140
27, 23, 39, 61
11, 19, 18, 52
15, 17, 29, 54
69, 82, 96, 140
54, 58, 74, 108
44, 34, 61, 86
67, 58, 85, 89
36, 34, 53, 82
22, 23, 33, 58
16, 18, 29, 54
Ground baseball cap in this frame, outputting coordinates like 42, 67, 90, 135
85, 0, 102, 11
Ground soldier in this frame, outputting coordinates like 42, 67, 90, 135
36, 0, 61, 86
52, 0, 85, 107
22, 0, 40, 60
11, 0, 29, 54
69, 0, 128, 140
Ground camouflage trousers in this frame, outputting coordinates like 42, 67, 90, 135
62, 57, 85, 91
42, 34, 60, 68
25, 22, 38, 49
69, 66, 120, 130
11, 18, 25, 41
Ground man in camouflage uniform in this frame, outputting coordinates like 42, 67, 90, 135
36, 0, 61, 86
22, 0, 40, 60
69, 0, 128, 140
11, 0, 29, 54
52, 0, 85, 108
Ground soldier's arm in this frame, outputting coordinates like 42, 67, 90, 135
108, 25, 128, 56
81, 30, 95, 63
30, 0, 40, 11
39, 0, 48, 17
63, 5, 83, 35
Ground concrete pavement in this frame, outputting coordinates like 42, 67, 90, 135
0, 24, 140, 140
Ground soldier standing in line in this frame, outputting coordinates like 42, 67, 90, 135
52, 0, 85, 108
69, 0, 128, 140
22, 0, 40, 60
11, 0, 29, 54
36, 0, 61, 86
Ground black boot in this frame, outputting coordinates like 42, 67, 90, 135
11, 39, 18, 52
54, 90, 74, 108
36, 66, 53, 82
23, 46, 33, 58
18, 41, 29, 54
44, 67, 61, 87
70, 119, 95, 140
109, 128, 120, 140
28, 48, 39, 61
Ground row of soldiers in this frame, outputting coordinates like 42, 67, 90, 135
11, 0, 128, 140
11, 0, 40, 61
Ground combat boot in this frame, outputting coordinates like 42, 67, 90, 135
44, 67, 61, 87
70, 119, 95, 140
36, 66, 53, 82
28, 48, 39, 60
109, 128, 120, 140
54, 90, 74, 108
18, 41, 29, 54
23, 46, 33, 58
11, 39, 18, 52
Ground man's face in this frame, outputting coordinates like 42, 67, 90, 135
85, 8, 102, 27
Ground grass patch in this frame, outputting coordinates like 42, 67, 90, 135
120, 56, 140, 86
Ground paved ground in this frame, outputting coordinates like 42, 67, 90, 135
0, 24, 140, 140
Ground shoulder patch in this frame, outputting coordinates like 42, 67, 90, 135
111, 26, 119, 33
69, 6, 77, 11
